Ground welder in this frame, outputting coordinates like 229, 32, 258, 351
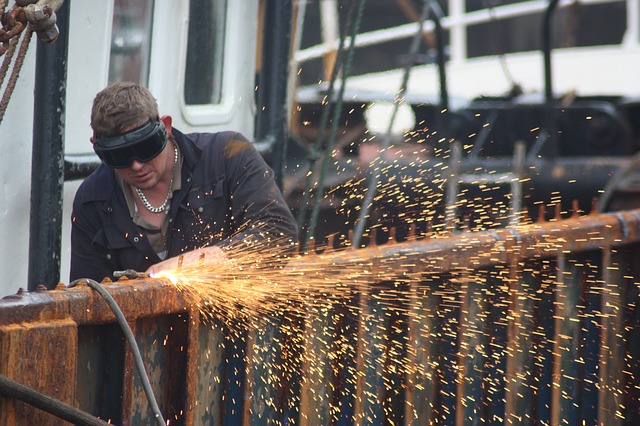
70, 82, 298, 282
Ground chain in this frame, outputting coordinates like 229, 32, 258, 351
135, 142, 179, 214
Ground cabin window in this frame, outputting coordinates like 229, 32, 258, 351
108, 0, 154, 85
184, 0, 227, 105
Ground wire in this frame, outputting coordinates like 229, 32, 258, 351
0, 374, 110, 425
69, 278, 166, 426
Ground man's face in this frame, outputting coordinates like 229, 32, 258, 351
112, 119, 174, 190
114, 142, 173, 190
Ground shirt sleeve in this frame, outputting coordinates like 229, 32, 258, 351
218, 133, 299, 255
69, 197, 115, 283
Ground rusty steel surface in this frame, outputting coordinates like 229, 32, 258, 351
0, 318, 77, 425
1, 208, 638, 318
292, 208, 640, 274
0, 277, 188, 326
0, 208, 639, 424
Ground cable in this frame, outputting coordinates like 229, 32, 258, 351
0, 374, 110, 425
69, 278, 166, 426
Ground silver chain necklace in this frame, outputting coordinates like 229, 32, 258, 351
135, 142, 178, 214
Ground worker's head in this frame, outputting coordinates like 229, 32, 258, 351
91, 82, 158, 138
91, 82, 172, 170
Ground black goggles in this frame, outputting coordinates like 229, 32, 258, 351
93, 120, 168, 168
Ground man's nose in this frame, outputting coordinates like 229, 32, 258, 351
130, 160, 144, 170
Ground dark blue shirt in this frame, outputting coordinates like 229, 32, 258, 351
70, 129, 298, 282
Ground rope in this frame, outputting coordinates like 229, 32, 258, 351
0, 0, 63, 126
0, 32, 18, 87
0, 26, 32, 123
295, 0, 355, 235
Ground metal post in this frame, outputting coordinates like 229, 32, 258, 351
429, 0, 449, 116
598, 248, 625, 425
27, 0, 70, 291
542, 0, 559, 159
254, 0, 293, 188
550, 253, 580, 424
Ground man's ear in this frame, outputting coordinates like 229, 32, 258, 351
161, 115, 173, 136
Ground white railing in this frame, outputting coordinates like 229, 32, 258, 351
294, 0, 631, 67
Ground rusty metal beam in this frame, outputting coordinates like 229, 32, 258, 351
2, 208, 640, 424
0, 278, 188, 326
293, 209, 640, 276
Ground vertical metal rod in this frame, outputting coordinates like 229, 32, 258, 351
242, 329, 256, 423
542, 0, 560, 159
300, 301, 333, 424
445, 140, 462, 231
429, 0, 449, 116
183, 308, 200, 426
27, 0, 70, 291
598, 247, 625, 425
551, 253, 580, 424
509, 140, 525, 227
504, 258, 534, 423
353, 289, 370, 426
404, 280, 438, 425
254, 0, 293, 188
455, 273, 486, 426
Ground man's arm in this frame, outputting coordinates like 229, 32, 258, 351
69, 202, 114, 283
147, 134, 298, 276
220, 135, 298, 252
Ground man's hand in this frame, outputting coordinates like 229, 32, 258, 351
146, 246, 226, 277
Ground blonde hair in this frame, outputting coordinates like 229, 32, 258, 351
91, 82, 159, 138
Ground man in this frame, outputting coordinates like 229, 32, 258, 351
70, 82, 298, 282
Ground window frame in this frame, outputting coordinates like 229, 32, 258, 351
179, 0, 242, 126
108, 0, 155, 86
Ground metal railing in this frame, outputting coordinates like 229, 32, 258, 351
294, 0, 630, 67
1, 207, 639, 424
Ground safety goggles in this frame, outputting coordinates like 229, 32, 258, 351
93, 120, 167, 168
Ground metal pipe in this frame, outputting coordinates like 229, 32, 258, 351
542, 0, 559, 158
253, 0, 293, 188
27, 0, 70, 291
64, 153, 100, 181
429, 0, 448, 115
0, 374, 110, 426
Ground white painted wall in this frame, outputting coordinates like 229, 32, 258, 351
0, 44, 36, 296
